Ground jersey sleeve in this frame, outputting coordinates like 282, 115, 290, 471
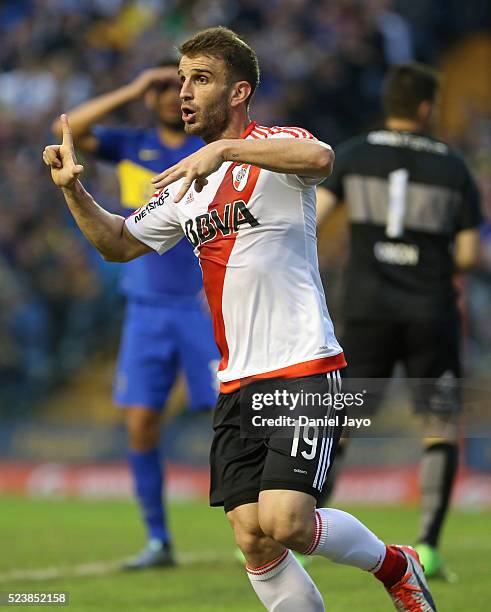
455, 160, 482, 231
92, 125, 133, 163
124, 186, 184, 255
267, 126, 328, 187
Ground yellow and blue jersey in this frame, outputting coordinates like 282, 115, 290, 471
93, 125, 203, 300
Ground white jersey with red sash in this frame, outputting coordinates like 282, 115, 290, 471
125, 122, 346, 392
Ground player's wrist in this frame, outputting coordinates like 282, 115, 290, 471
220, 139, 241, 163
61, 179, 83, 194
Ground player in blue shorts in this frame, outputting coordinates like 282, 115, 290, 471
52, 60, 218, 569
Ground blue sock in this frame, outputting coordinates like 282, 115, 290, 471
128, 448, 169, 544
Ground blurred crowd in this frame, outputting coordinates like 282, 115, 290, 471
0, 0, 490, 410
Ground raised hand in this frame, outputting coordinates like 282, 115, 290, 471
151, 141, 226, 202
43, 114, 84, 188
128, 66, 181, 99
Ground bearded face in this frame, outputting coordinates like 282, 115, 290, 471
179, 54, 235, 142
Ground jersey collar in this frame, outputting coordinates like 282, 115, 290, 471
240, 121, 257, 139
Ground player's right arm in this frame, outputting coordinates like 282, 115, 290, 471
44, 115, 152, 262
316, 186, 339, 224
50, 67, 179, 153
316, 140, 352, 226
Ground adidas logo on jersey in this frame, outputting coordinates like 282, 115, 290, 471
184, 200, 259, 248
232, 164, 251, 191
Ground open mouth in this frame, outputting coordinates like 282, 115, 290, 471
182, 106, 197, 123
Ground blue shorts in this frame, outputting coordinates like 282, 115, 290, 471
113, 297, 219, 412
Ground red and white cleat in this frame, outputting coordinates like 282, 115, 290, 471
387, 546, 437, 611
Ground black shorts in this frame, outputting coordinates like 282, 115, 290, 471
209, 372, 344, 512
341, 315, 461, 414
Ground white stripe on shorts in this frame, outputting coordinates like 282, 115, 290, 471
312, 370, 340, 490
312, 372, 331, 489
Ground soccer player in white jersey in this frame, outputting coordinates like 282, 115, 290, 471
43, 26, 436, 612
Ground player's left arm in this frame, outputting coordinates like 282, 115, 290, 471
222, 138, 334, 178
454, 229, 480, 271
453, 159, 483, 271
151, 138, 334, 202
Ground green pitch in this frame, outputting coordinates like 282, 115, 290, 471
1, 497, 489, 611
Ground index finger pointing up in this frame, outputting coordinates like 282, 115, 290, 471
61, 114, 74, 149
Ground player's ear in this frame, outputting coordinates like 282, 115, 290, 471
144, 89, 157, 111
230, 81, 251, 108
